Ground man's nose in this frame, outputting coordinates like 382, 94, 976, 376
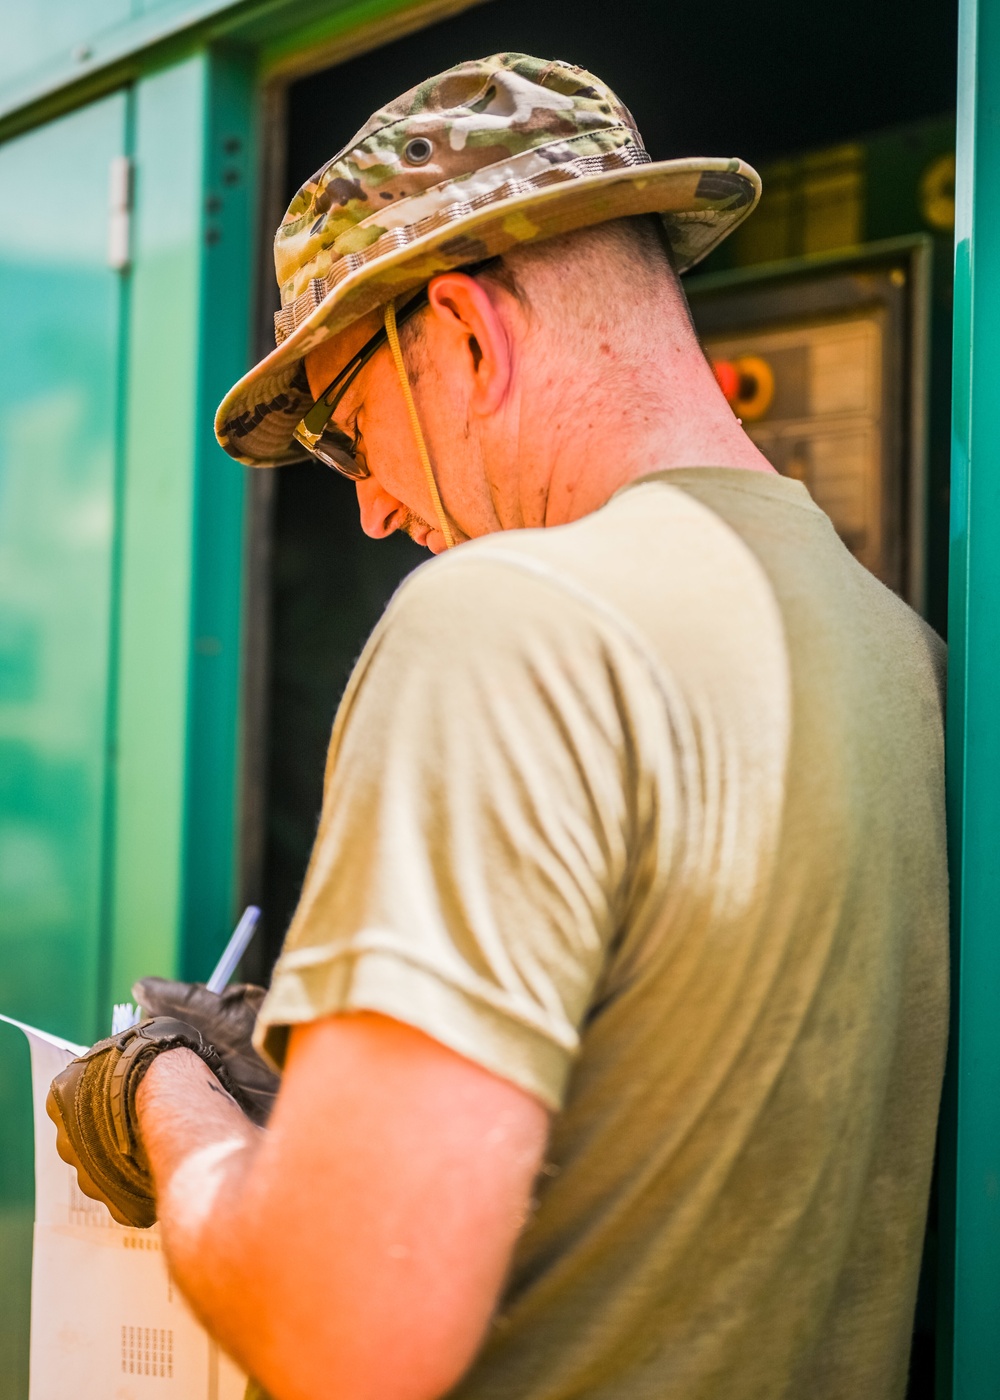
355, 478, 405, 539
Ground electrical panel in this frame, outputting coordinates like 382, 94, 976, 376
688, 240, 931, 608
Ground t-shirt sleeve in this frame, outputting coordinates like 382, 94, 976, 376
254, 551, 670, 1109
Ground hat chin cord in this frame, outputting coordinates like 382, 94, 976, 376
383, 300, 456, 550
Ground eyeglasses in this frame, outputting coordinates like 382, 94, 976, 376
291, 288, 428, 479
291, 259, 499, 480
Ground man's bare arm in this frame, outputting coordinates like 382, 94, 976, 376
136, 1012, 550, 1400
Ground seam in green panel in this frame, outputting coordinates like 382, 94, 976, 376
96, 84, 137, 1043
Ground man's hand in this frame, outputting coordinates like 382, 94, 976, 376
46, 1018, 245, 1228
133, 978, 279, 1125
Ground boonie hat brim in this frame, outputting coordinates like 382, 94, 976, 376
216, 155, 759, 468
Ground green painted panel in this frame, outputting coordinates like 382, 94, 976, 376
940, 0, 1000, 1394
0, 89, 128, 1400
111, 59, 204, 993
179, 49, 255, 983
110, 48, 253, 1002
0, 0, 130, 99
0, 0, 472, 146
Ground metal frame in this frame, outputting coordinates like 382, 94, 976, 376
0, 0, 485, 142
939, 0, 1000, 1393
107, 49, 259, 994
687, 237, 933, 612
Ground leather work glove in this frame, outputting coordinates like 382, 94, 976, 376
46, 1017, 244, 1229
132, 978, 279, 1127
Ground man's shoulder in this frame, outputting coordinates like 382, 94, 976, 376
381, 475, 787, 681
343, 518, 694, 746
386, 522, 624, 641
329, 519, 670, 802
391, 475, 740, 617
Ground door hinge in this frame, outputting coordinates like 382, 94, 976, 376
107, 155, 133, 272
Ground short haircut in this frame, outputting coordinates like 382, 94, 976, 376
402, 215, 695, 364
481, 214, 681, 306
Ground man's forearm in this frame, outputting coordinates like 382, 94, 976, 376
136, 1049, 266, 1368
133, 1016, 549, 1400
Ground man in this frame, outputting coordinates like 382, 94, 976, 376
48, 53, 948, 1400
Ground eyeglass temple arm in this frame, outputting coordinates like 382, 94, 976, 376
303, 288, 432, 436
302, 261, 497, 434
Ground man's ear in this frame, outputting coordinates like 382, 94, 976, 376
426, 272, 513, 415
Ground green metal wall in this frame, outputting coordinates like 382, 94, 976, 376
112, 49, 254, 994
0, 92, 128, 1043
0, 89, 129, 1393
0, 53, 255, 1032
940, 0, 1000, 1394
0, 48, 256, 1392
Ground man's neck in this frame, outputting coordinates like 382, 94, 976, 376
534, 367, 776, 530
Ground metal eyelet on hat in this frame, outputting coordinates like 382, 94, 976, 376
403, 137, 433, 165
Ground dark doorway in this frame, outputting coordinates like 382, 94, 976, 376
261, 0, 956, 964
256, 10, 956, 1393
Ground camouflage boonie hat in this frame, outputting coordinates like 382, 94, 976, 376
216, 52, 761, 466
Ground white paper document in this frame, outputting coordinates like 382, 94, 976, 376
0, 1014, 247, 1400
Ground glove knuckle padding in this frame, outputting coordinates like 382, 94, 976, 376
132, 980, 279, 1126
46, 1040, 157, 1229
46, 1017, 245, 1230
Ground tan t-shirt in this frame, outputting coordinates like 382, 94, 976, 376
257, 468, 948, 1400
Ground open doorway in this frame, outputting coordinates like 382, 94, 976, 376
253, 0, 957, 955
243, 3, 956, 1391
